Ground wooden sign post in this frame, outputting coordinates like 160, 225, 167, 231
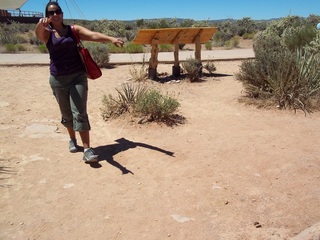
133, 27, 217, 80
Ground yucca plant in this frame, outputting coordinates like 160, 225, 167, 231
296, 49, 320, 107
236, 22, 320, 113
101, 85, 181, 124
116, 83, 148, 106
101, 83, 148, 120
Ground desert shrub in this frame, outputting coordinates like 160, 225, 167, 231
212, 30, 231, 47
182, 58, 202, 82
38, 44, 48, 53
16, 35, 28, 44
101, 84, 148, 120
101, 84, 181, 123
15, 44, 27, 51
0, 32, 16, 45
129, 55, 148, 82
105, 42, 143, 54
296, 47, 320, 105
29, 35, 41, 45
242, 33, 255, 39
304, 31, 320, 54
125, 42, 144, 53
0, 22, 33, 45
5, 44, 16, 53
205, 42, 212, 50
224, 36, 240, 49
159, 44, 173, 52
180, 19, 195, 27
236, 30, 320, 113
236, 17, 256, 36
125, 30, 136, 41
282, 26, 317, 51
203, 61, 216, 74
97, 20, 126, 38
106, 42, 126, 53
85, 43, 110, 68
135, 89, 180, 121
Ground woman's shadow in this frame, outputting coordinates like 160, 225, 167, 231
89, 137, 175, 174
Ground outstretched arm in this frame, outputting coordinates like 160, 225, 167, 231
74, 25, 124, 47
35, 17, 52, 43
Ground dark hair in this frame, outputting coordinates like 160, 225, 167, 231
45, 1, 65, 27
45, 1, 63, 18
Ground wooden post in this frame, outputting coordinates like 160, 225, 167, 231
194, 30, 202, 62
194, 29, 203, 76
132, 27, 217, 79
148, 32, 159, 80
172, 43, 180, 77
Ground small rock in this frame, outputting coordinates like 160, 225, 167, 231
254, 222, 262, 228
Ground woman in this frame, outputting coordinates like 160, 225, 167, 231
36, 1, 124, 163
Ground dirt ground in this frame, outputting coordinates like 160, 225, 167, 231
0, 61, 320, 240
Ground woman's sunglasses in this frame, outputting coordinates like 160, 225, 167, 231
47, 9, 62, 16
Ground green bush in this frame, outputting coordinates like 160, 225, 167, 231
38, 44, 48, 53
106, 42, 126, 53
212, 30, 231, 47
0, 33, 16, 45
182, 58, 202, 82
15, 44, 27, 51
15, 35, 27, 44
236, 27, 320, 113
29, 35, 41, 45
224, 36, 240, 49
85, 43, 110, 68
101, 84, 148, 120
159, 44, 173, 52
242, 33, 255, 39
125, 42, 144, 53
135, 89, 180, 121
129, 55, 148, 82
125, 30, 136, 41
105, 41, 144, 54
205, 42, 212, 50
304, 32, 320, 54
101, 84, 181, 123
5, 44, 16, 53
203, 61, 216, 74
282, 26, 317, 51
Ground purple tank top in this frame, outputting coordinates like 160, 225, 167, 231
46, 25, 85, 76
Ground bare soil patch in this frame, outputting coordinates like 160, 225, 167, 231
0, 61, 319, 240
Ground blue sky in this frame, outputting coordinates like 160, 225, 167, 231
22, 0, 319, 21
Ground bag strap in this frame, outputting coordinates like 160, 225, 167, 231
70, 24, 81, 45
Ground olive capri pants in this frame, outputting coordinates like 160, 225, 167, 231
49, 72, 91, 131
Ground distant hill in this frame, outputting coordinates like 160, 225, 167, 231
120, 18, 281, 24
66, 17, 281, 24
